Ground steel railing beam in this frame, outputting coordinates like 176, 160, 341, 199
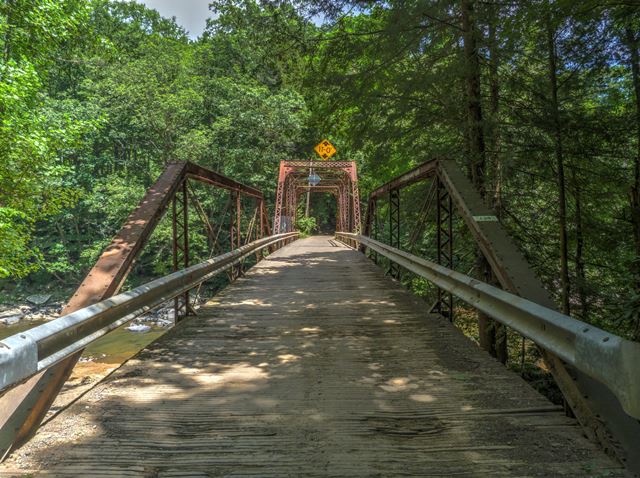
0, 233, 298, 397
0, 161, 269, 460
335, 233, 640, 422
361, 157, 640, 469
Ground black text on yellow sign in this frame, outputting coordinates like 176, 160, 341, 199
314, 139, 337, 160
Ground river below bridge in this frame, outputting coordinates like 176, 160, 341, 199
0, 312, 169, 420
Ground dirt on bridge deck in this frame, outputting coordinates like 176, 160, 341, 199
0, 236, 625, 477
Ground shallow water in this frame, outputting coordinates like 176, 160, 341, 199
84, 322, 167, 363
0, 319, 168, 364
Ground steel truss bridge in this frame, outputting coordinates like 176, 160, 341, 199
0, 159, 638, 476
274, 160, 361, 234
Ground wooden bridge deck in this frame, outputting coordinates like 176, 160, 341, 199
1, 236, 623, 477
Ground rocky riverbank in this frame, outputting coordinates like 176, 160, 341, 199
0, 297, 177, 332
0, 296, 64, 325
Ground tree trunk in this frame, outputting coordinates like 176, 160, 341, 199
572, 167, 587, 320
626, 26, 640, 293
547, 19, 571, 315
461, 0, 506, 362
488, 4, 502, 218
461, 0, 486, 194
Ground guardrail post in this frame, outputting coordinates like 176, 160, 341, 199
388, 189, 401, 280
434, 177, 454, 321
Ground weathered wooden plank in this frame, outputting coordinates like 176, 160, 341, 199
0, 237, 623, 477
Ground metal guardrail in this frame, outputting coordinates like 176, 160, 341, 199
0, 232, 298, 394
336, 232, 640, 420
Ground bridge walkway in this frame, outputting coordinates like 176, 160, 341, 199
0, 236, 622, 477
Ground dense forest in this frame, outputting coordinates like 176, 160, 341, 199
1, 0, 640, 347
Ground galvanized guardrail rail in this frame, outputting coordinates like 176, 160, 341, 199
336, 232, 640, 421
0, 161, 279, 460
0, 233, 297, 397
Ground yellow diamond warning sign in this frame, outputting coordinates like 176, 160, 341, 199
314, 139, 337, 160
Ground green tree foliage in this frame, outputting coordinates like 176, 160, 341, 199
304, 0, 640, 338
296, 216, 317, 237
2, 0, 640, 344
1, 0, 313, 281
0, 0, 99, 277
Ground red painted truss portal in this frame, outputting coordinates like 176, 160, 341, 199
273, 160, 362, 234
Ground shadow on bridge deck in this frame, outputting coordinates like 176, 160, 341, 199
0, 236, 623, 477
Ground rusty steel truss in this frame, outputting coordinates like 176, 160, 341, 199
0, 161, 272, 460
273, 160, 362, 234
361, 158, 640, 470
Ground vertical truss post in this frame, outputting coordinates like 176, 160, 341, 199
293, 191, 299, 231
182, 182, 190, 312
336, 189, 342, 231
283, 180, 290, 231
344, 182, 350, 232
339, 184, 348, 232
230, 191, 237, 278
236, 191, 242, 271
237, 193, 242, 248
435, 177, 454, 321
345, 180, 352, 232
286, 181, 291, 231
388, 188, 401, 280
257, 198, 264, 261
230, 190, 241, 280
172, 180, 192, 322
286, 178, 296, 232
258, 199, 265, 240
273, 162, 286, 234
335, 190, 340, 232
370, 198, 378, 264
350, 166, 362, 233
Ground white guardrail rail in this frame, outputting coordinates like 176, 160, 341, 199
336, 232, 640, 420
0, 232, 298, 394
